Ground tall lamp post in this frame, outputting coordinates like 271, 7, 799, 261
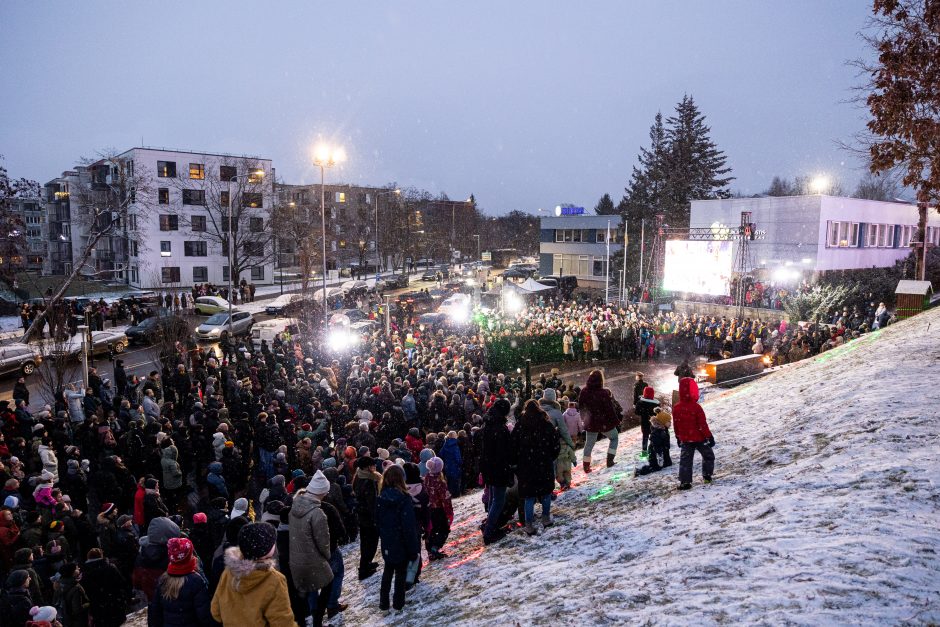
227, 167, 265, 330
313, 144, 345, 335
374, 188, 400, 274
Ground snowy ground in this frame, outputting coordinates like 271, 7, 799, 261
328, 306, 940, 626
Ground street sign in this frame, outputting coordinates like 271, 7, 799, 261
481, 251, 492, 261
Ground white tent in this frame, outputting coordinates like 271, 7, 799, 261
514, 277, 553, 293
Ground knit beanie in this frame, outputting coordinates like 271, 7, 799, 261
166, 538, 197, 576
192, 513, 208, 524
230, 498, 249, 520
426, 456, 444, 475
29, 606, 58, 622
238, 522, 277, 560
4, 496, 19, 509
307, 470, 330, 496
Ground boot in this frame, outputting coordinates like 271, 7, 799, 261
524, 522, 538, 536
606, 453, 616, 468
541, 514, 554, 528
583, 460, 592, 474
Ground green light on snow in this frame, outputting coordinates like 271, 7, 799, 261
589, 486, 615, 502
609, 472, 630, 482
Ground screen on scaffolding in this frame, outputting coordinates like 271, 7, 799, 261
662, 240, 733, 296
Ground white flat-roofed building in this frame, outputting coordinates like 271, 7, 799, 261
689, 195, 940, 275
538, 212, 624, 289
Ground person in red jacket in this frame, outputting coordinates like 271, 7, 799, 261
672, 377, 715, 490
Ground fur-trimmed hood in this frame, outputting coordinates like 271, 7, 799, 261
223, 546, 276, 593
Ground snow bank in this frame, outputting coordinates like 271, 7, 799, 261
332, 306, 940, 626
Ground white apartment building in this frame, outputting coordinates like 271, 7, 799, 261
64, 147, 275, 289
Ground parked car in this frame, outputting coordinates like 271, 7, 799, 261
49, 330, 129, 358
193, 296, 231, 315
265, 293, 305, 316
0, 343, 42, 377
536, 275, 578, 298
195, 311, 254, 340
502, 266, 536, 280
421, 267, 449, 282
397, 291, 437, 314
125, 315, 190, 345
329, 309, 371, 327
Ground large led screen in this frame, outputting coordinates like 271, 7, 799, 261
662, 240, 733, 296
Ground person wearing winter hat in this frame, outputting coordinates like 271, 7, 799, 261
422, 457, 452, 559
26, 605, 58, 627
479, 397, 514, 544
417, 448, 436, 478
148, 537, 213, 627
636, 409, 673, 476
230, 497, 249, 521
635, 386, 660, 456
211, 523, 295, 627
288, 472, 334, 627
3, 570, 34, 625
352, 455, 382, 581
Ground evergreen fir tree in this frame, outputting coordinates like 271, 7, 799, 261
594, 193, 616, 215
662, 95, 733, 227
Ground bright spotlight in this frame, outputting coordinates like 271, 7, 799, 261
504, 291, 523, 314
449, 307, 470, 324
327, 328, 354, 352
810, 175, 830, 195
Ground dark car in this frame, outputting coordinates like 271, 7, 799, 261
421, 266, 450, 282
125, 314, 190, 345
264, 293, 305, 316
385, 274, 410, 289
536, 275, 578, 298
0, 344, 42, 377
397, 291, 437, 314
502, 266, 535, 280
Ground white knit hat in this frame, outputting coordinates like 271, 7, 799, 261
308, 470, 330, 496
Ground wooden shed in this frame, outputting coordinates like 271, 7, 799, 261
895, 280, 933, 320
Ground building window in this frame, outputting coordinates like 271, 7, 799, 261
189, 163, 205, 179
182, 189, 206, 205
578, 255, 590, 276
193, 266, 208, 282
828, 221, 859, 247
130, 266, 138, 283
158, 188, 169, 204
222, 266, 229, 281
242, 192, 263, 208
596, 231, 607, 244
157, 161, 177, 178
249, 217, 264, 232
191, 215, 207, 232
130, 240, 139, 257
220, 165, 237, 182
335, 191, 346, 203
220, 191, 230, 207
593, 258, 606, 276
867, 224, 878, 248
243, 241, 265, 257
160, 241, 171, 255
184, 241, 208, 257
161, 267, 181, 283
159, 215, 179, 231
251, 266, 264, 280
128, 214, 138, 230
248, 168, 263, 184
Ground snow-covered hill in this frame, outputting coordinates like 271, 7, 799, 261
334, 306, 940, 626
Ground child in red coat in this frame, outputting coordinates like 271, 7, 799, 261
672, 377, 715, 489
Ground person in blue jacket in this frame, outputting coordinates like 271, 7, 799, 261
438, 431, 463, 497
375, 465, 420, 612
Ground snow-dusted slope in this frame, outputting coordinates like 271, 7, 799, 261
335, 306, 940, 626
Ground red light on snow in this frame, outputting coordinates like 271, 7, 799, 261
445, 547, 485, 569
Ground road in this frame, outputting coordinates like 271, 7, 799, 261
0, 274, 448, 409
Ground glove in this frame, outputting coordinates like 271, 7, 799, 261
706, 436, 715, 447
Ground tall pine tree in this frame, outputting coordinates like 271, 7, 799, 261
662, 95, 733, 227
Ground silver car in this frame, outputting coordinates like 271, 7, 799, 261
0, 344, 42, 377
195, 311, 255, 341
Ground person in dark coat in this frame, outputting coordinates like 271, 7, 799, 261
478, 399, 515, 544
511, 400, 560, 536
578, 370, 622, 472
80, 548, 129, 627
147, 537, 215, 627
634, 386, 661, 454
674, 358, 694, 380
0, 570, 34, 627
352, 456, 381, 581
437, 432, 463, 497
375, 465, 420, 612
672, 377, 715, 490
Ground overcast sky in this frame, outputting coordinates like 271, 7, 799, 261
0, 1, 874, 214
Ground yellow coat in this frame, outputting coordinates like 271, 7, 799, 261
210, 547, 298, 627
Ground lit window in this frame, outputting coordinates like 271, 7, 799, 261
248, 168, 264, 184
242, 193, 263, 208
160, 241, 171, 255
158, 188, 169, 204
335, 192, 346, 203
157, 161, 177, 178
189, 163, 205, 179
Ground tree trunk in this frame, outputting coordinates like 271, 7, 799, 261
915, 202, 928, 281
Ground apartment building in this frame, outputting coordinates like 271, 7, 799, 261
60, 147, 275, 289
6, 196, 48, 273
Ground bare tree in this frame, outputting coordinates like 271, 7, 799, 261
22, 150, 153, 341
853, 169, 902, 200
168, 157, 273, 286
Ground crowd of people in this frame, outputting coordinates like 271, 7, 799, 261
0, 277, 895, 626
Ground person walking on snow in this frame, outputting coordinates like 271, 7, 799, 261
672, 377, 715, 490
634, 386, 660, 455
578, 370, 622, 472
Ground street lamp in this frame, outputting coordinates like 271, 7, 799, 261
473, 234, 481, 261
226, 167, 265, 328
314, 144, 345, 335
373, 188, 400, 273
810, 175, 830, 195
